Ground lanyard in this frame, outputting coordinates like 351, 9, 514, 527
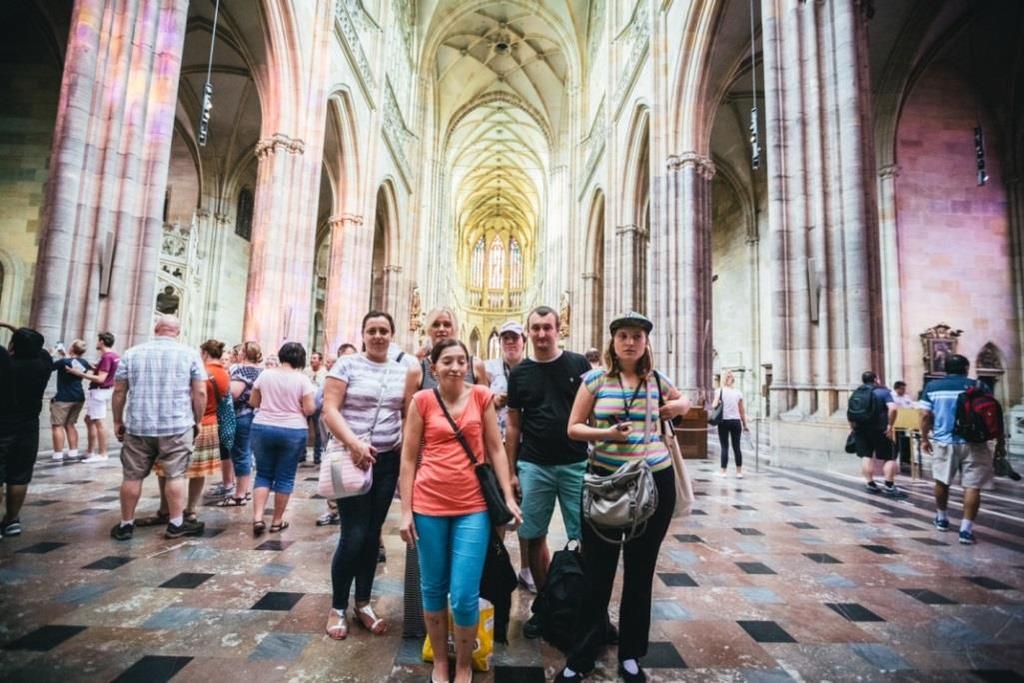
619, 377, 646, 421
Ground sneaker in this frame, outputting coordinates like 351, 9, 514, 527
959, 529, 976, 545
52, 452, 65, 462
518, 568, 537, 593
523, 613, 544, 639
81, 453, 109, 463
883, 485, 907, 499
736, 471, 744, 479
865, 481, 881, 494
110, 522, 134, 541
1, 519, 22, 536
554, 667, 594, 682
933, 515, 950, 532
164, 519, 205, 539
315, 511, 340, 526
617, 661, 648, 683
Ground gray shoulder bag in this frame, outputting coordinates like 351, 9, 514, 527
582, 375, 659, 544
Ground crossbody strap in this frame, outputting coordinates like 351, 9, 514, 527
432, 388, 480, 466
366, 364, 394, 439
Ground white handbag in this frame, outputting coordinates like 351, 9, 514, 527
317, 365, 392, 499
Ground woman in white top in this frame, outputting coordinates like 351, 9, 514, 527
713, 371, 748, 477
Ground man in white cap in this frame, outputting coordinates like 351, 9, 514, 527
484, 320, 542, 591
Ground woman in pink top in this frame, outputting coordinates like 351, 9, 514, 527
249, 342, 316, 535
399, 339, 520, 683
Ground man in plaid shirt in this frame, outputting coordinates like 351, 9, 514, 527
110, 315, 207, 540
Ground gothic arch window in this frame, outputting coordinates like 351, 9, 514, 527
471, 237, 485, 288
509, 237, 523, 290
235, 188, 254, 240
488, 237, 505, 290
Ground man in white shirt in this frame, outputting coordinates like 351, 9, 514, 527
304, 352, 328, 465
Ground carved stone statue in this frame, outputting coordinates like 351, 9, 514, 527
409, 285, 422, 332
155, 285, 180, 315
559, 290, 571, 339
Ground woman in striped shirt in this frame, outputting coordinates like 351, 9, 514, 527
557, 312, 690, 683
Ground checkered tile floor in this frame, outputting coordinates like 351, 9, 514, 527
1, 454, 1022, 681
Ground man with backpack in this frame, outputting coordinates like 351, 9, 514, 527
848, 371, 903, 497
920, 354, 1004, 545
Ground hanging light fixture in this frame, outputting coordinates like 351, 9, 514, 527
198, 0, 221, 147
748, 0, 760, 171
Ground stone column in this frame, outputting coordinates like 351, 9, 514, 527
616, 224, 639, 312
30, 0, 189, 348
877, 164, 904, 385
761, 0, 881, 465
320, 214, 363, 351
650, 152, 714, 398
1006, 175, 1024, 404
580, 272, 600, 349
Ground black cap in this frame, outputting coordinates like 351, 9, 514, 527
609, 311, 653, 334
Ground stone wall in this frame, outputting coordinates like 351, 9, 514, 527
896, 62, 1018, 397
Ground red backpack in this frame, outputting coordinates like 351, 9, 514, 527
953, 383, 1004, 443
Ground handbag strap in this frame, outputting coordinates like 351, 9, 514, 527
432, 388, 480, 466
366, 364, 394, 439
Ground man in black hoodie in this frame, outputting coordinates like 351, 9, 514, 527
0, 323, 53, 537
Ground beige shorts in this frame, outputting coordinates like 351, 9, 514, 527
120, 430, 193, 481
50, 401, 84, 427
931, 441, 994, 490
86, 388, 113, 419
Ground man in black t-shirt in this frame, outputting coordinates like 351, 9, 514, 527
0, 324, 53, 537
507, 306, 590, 602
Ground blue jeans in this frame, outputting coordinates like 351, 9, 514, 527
517, 460, 586, 540
311, 409, 324, 463
331, 450, 400, 610
251, 423, 306, 494
230, 412, 255, 476
414, 511, 490, 627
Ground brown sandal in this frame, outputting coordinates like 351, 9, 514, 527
253, 520, 266, 536
355, 604, 388, 635
269, 520, 289, 533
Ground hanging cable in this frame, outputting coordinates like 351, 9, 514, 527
198, 0, 221, 147
748, 0, 760, 170
970, 11, 988, 186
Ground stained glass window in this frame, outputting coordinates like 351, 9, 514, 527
471, 237, 485, 288
488, 237, 505, 290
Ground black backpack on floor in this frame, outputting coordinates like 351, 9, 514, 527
531, 541, 587, 652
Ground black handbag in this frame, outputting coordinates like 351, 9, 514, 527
845, 431, 857, 454
433, 389, 514, 528
479, 529, 516, 643
708, 389, 724, 426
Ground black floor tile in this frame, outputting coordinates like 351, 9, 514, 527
304, 477, 319, 482
65, 480, 94, 485
250, 591, 304, 611
825, 602, 885, 622
674, 534, 703, 543
894, 522, 924, 531
913, 537, 949, 547
112, 655, 193, 683
737, 620, 797, 643
837, 517, 865, 524
82, 555, 134, 570
789, 522, 817, 530
736, 562, 776, 575
972, 670, 1024, 682
494, 666, 545, 683
160, 572, 215, 589
900, 588, 957, 605
820, 497, 842, 502
642, 641, 687, 668
694, 491, 708, 497
658, 572, 698, 587
690, 509, 707, 516
804, 553, 842, 564
92, 495, 120, 503
25, 499, 60, 507
733, 505, 757, 511
73, 508, 108, 516
966, 576, 1013, 590
17, 541, 67, 554
861, 544, 898, 555
254, 540, 294, 551
771, 486, 790, 490
3, 625, 87, 651
734, 528, 764, 536
779, 501, 802, 507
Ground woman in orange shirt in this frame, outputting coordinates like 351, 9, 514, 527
189, 339, 230, 520
399, 339, 521, 683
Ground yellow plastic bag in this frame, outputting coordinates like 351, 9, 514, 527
422, 600, 494, 672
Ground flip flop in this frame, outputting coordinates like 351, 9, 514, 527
326, 609, 348, 640
217, 496, 246, 507
355, 604, 388, 635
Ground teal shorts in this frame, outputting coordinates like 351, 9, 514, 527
517, 460, 586, 541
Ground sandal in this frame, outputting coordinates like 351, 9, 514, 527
269, 520, 289, 533
253, 521, 266, 536
136, 512, 170, 527
325, 609, 348, 640
244, 491, 252, 502
355, 604, 389, 635
217, 496, 246, 507
184, 510, 198, 524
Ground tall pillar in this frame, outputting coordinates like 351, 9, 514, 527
1006, 175, 1024, 405
580, 272, 600, 349
616, 224, 639, 312
877, 164, 903, 385
326, 213, 373, 349
650, 152, 714, 398
761, 0, 881, 467
30, 0, 189, 348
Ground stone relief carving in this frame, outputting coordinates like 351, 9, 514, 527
559, 291, 571, 339
383, 79, 416, 184
580, 99, 606, 190
335, 0, 377, 95
613, 2, 649, 112
409, 285, 422, 332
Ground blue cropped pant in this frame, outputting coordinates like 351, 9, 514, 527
414, 511, 490, 627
